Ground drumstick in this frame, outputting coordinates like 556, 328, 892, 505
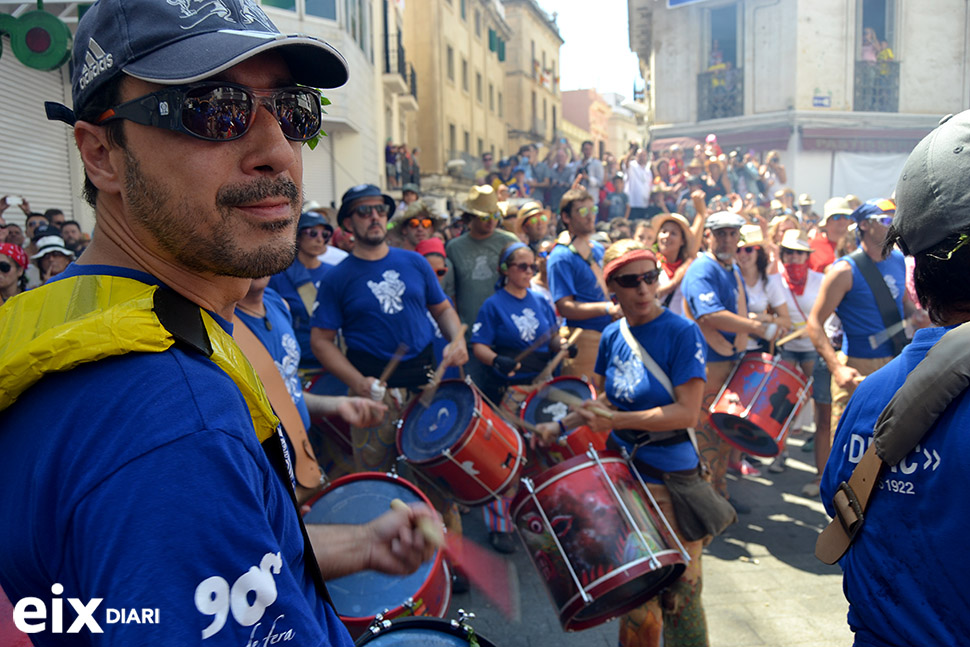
390, 499, 521, 621
418, 324, 466, 408
545, 386, 614, 419
378, 343, 409, 385
513, 329, 554, 363
532, 328, 583, 386
775, 328, 806, 347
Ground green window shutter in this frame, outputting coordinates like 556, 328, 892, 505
489, 28, 496, 52
498, 39, 505, 62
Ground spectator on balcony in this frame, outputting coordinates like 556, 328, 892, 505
408, 147, 421, 186
385, 138, 399, 189
624, 146, 652, 221
708, 38, 723, 68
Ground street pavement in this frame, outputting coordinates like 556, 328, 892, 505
442, 428, 853, 646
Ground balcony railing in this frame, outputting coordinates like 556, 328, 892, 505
384, 32, 407, 79
854, 60, 899, 113
697, 68, 743, 121
409, 63, 418, 100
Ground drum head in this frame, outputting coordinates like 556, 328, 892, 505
304, 476, 437, 618
355, 617, 496, 646
709, 413, 779, 457
523, 378, 592, 429
399, 381, 476, 462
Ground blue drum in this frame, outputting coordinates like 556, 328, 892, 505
355, 616, 497, 646
303, 473, 451, 638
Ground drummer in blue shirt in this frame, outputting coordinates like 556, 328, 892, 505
534, 239, 709, 647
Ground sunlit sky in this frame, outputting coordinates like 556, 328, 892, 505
538, 0, 643, 99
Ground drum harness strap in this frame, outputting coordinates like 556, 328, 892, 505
847, 248, 908, 356
0, 275, 334, 607
816, 321, 970, 564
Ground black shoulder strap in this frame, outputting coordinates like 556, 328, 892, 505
152, 288, 333, 608
848, 248, 907, 356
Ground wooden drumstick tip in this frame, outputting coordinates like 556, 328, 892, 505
390, 498, 445, 548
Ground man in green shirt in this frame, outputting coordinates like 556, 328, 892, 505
445, 185, 520, 335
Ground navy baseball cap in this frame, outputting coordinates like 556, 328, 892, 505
48, 0, 348, 122
850, 198, 896, 223
298, 212, 330, 232
336, 184, 395, 226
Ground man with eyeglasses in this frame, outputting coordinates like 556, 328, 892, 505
682, 211, 780, 511
269, 212, 334, 377
0, 2, 439, 644
311, 184, 468, 473
806, 199, 926, 443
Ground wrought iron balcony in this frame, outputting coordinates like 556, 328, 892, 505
697, 68, 743, 121
854, 60, 899, 113
382, 32, 409, 95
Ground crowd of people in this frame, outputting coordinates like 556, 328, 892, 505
0, 1, 960, 646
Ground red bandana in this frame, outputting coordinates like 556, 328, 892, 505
660, 256, 684, 279
782, 262, 809, 295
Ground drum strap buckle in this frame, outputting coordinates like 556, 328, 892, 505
833, 480, 865, 540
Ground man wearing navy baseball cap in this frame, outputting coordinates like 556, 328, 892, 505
1, 1, 438, 644
806, 197, 927, 445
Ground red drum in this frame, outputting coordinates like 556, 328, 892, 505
397, 379, 524, 506
521, 376, 608, 464
709, 352, 814, 457
512, 449, 687, 631
303, 473, 451, 638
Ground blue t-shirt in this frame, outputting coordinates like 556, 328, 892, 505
311, 247, 447, 361
682, 253, 746, 362
547, 241, 611, 331
470, 288, 558, 380
834, 250, 906, 359
821, 326, 967, 647
595, 312, 707, 479
0, 265, 352, 647
268, 259, 331, 369
236, 287, 311, 432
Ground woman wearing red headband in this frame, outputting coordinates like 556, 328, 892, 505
0, 243, 29, 305
535, 239, 710, 647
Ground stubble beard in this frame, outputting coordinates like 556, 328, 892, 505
124, 150, 300, 278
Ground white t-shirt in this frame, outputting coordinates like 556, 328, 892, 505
778, 270, 825, 352
317, 245, 349, 266
658, 269, 686, 317
745, 273, 786, 350
624, 159, 653, 208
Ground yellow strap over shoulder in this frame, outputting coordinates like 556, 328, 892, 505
0, 274, 279, 442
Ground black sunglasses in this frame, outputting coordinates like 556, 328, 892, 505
509, 262, 539, 273
0, 261, 12, 273
613, 269, 661, 288
97, 82, 322, 142
354, 204, 390, 217
435, 268, 449, 277
302, 229, 331, 240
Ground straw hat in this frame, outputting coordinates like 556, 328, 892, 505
779, 228, 813, 252
463, 185, 501, 218
738, 224, 765, 247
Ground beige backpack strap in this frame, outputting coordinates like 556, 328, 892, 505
232, 316, 324, 502
815, 442, 884, 564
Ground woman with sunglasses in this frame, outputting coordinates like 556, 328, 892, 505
732, 225, 791, 476
0, 243, 28, 305
471, 241, 562, 402
767, 213, 799, 273
535, 239, 709, 647
471, 241, 561, 554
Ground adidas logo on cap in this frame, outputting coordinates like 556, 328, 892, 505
78, 38, 114, 90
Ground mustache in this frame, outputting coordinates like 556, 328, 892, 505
217, 178, 300, 208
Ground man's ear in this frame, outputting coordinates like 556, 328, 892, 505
75, 121, 124, 197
